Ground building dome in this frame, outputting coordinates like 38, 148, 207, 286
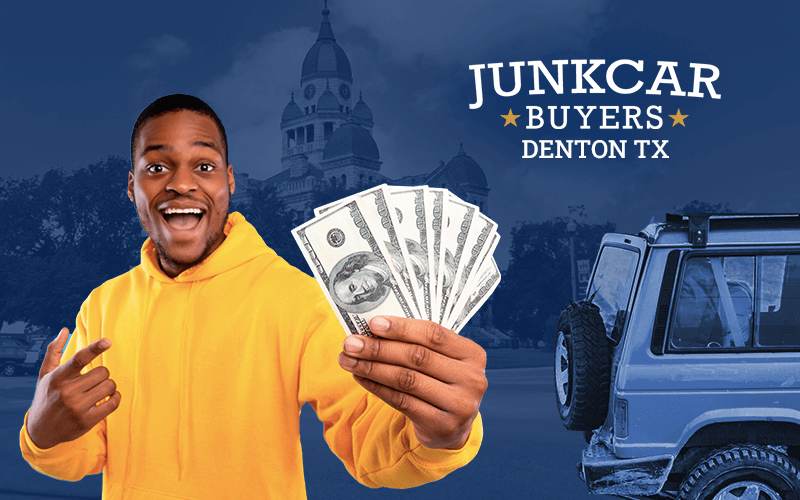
301, 5, 352, 84
323, 121, 380, 160
352, 92, 373, 122
281, 93, 302, 122
444, 144, 488, 187
317, 84, 340, 112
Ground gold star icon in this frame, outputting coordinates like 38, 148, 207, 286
501, 108, 520, 127
669, 109, 689, 127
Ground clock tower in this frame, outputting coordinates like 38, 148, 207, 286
280, 2, 355, 170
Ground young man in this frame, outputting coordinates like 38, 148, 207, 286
20, 95, 486, 499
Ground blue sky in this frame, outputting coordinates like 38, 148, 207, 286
2, 0, 799, 265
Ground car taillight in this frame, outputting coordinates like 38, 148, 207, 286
615, 397, 628, 438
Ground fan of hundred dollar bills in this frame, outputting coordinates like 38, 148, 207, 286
293, 184, 500, 336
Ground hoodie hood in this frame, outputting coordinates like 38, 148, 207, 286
140, 212, 272, 283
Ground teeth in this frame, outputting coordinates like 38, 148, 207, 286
163, 208, 203, 215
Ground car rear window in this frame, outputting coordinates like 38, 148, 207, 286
588, 245, 640, 343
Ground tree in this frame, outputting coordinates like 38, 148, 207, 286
309, 177, 382, 211
673, 199, 736, 214
0, 157, 143, 332
230, 184, 308, 273
493, 214, 615, 342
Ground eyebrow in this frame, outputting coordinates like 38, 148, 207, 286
193, 140, 218, 151
141, 141, 220, 155
141, 144, 171, 155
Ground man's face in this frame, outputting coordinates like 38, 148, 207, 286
334, 267, 386, 305
128, 110, 235, 278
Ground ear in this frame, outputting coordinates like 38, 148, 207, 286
227, 164, 235, 195
127, 170, 135, 202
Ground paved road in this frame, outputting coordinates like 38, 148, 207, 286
0, 365, 614, 500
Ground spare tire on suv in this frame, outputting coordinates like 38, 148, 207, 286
554, 301, 611, 431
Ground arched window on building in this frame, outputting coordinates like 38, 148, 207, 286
306, 124, 315, 143
330, 176, 338, 188
324, 122, 334, 141
287, 130, 296, 149
340, 174, 346, 187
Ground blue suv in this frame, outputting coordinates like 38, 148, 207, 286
555, 214, 800, 500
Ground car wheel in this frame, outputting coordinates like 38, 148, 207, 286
678, 445, 800, 500
553, 301, 610, 431
3, 363, 16, 377
555, 331, 572, 407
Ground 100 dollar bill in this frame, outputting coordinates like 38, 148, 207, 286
293, 198, 417, 336
390, 186, 432, 320
449, 257, 501, 333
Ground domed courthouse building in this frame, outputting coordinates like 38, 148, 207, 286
231, 3, 491, 221
231, 4, 507, 344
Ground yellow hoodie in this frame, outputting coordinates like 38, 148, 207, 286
20, 212, 482, 500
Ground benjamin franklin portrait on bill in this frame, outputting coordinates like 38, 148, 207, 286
330, 251, 394, 314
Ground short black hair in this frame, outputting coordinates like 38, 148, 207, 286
130, 94, 228, 169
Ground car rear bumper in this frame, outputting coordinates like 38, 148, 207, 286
580, 440, 674, 496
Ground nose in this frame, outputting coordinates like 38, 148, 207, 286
165, 165, 198, 194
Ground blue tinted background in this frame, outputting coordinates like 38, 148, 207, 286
1, 0, 798, 498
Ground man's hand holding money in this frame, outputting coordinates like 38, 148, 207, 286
338, 315, 487, 450
295, 185, 498, 449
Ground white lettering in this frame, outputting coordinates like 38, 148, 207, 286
609, 140, 626, 159
600, 106, 619, 129
528, 60, 568, 95
468, 64, 486, 109
572, 59, 605, 94
646, 106, 662, 129
688, 63, 722, 99
540, 140, 554, 158
647, 61, 686, 96
549, 106, 569, 130
526, 106, 544, 129
623, 106, 642, 129
634, 140, 650, 158
575, 106, 596, 129
487, 61, 525, 97
522, 140, 538, 158
592, 140, 608, 159
576, 140, 591, 158
606, 59, 643, 94
652, 140, 669, 158
556, 140, 573, 158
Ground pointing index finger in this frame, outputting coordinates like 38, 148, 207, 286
55, 338, 112, 379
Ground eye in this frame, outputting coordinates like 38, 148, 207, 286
197, 163, 215, 172
349, 283, 356, 293
147, 164, 166, 173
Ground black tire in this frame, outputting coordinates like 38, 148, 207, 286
678, 444, 800, 500
553, 301, 610, 431
3, 363, 16, 377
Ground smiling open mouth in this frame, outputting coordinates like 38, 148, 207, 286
161, 207, 205, 230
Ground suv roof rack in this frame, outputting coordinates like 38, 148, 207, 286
664, 213, 800, 247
